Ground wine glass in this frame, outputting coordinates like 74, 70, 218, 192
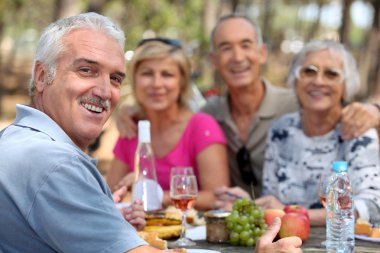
171, 166, 194, 177
318, 173, 330, 246
319, 173, 330, 208
170, 174, 198, 247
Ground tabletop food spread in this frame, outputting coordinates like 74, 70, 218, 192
132, 204, 380, 252
354, 218, 380, 243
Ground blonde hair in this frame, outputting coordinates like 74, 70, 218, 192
129, 40, 192, 109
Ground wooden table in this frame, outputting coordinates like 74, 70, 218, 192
189, 227, 379, 253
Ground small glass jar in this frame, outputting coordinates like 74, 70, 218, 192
204, 210, 230, 243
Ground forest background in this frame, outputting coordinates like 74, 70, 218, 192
0, 0, 379, 171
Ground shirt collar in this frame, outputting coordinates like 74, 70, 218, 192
258, 79, 285, 118
13, 104, 95, 162
213, 79, 287, 122
211, 95, 231, 122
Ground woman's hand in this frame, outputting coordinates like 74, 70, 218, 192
213, 186, 250, 210
255, 195, 285, 210
113, 186, 146, 230
119, 199, 146, 231
115, 172, 135, 191
112, 186, 127, 203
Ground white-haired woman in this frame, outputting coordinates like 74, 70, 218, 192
259, 40, 380, 225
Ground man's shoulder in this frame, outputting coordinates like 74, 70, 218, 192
200, 95, 229, 120
2, 126, 82, 164
202, 96, 227, 110
266, 83, 296, 100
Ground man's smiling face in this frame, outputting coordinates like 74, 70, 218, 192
211, 17, 266, 90
34, 29, 126, 150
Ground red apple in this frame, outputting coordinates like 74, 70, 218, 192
264, 209, 286, 225
279, 212, 310, 241
283, 205, 309, 221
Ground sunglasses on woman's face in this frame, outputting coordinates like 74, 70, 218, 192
236, 146, 257, 185
295, 64, 345, 85
137, 38, 182, 49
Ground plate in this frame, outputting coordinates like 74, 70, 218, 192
187, 250, 220, 253
355, 234, 380, 243
187, 225, 206, 241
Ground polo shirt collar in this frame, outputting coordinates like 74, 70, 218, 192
258, 79, 284, 118
14, 104, 94, 161
212, 95, 231, 122
213, 79, 283, 122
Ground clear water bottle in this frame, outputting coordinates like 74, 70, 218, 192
132, 120, 163, 211
325, 161, 355, 253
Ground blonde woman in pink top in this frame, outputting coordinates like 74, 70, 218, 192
107, 38, 229, 210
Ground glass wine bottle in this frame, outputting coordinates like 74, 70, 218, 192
132, 120, 163, 211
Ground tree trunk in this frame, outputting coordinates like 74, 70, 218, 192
261, 0, 273, 42
86, 0, 109, 14
365, 1, 380, 100
218, 0, 235, 16
203, 0, 225, 92
305, 0, 323, 41
204, 0, 219, 37
340, 0, 353, 44
0, 20, 4, 116
53, 0, 80, 20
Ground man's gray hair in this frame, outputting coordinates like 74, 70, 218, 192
210, 13, 263, 51
287, 40, 360, 103
29, 12, 125, 97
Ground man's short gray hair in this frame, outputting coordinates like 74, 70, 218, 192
210, 14, 263, 52
29, 12, 125, 97
287, 40, 360, 103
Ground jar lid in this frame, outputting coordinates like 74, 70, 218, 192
204, 210, 231, 218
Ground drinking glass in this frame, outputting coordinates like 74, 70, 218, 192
170, 174, 198, 247
170, 166, 194, 177
318, 173, 330, 246
319, 173, 330, 208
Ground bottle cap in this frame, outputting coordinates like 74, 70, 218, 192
138, 120, 151, 143
332, 161, 348, 172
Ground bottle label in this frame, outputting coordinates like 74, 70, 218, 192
132, 179, 164, 211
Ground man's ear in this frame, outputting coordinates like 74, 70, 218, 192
34, 62, 48, 92
259, 44, 268, 65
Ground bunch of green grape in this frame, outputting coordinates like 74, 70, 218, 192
225, 198, 266, 247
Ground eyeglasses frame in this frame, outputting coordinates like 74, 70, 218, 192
295, 64, 345, 85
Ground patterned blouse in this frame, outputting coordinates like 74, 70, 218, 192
263, 112, 380, 223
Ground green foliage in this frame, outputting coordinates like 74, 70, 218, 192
0, 0, 377, 93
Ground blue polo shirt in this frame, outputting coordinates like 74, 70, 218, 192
0, 104, 146, 253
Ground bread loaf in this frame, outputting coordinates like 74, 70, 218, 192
143, 225, 182, 239
137, 231, 167, 250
